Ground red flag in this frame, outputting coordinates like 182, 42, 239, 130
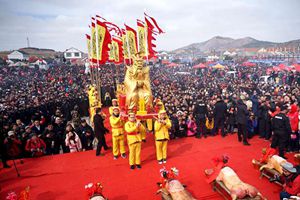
112, 37, 124, 64
144, 12, 164, 34
137, 20, 147, 58
105, 22, 122, 36
95, 15, 107, 22
145, 17, 157, 59
125, 24, 138, 56
96, 20, 111, 65
85, 34, 92, 62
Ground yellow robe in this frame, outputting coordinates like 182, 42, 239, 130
154, 118, 172, 161
109, 115, 126, 156
124, 121, 146, 165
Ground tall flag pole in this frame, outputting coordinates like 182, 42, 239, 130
91, 17, 102, 106
85, 33, 95, 84
91, 19, 98, 64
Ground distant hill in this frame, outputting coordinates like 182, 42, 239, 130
19, 47, 61, 58
0, 47, 62, 59
172, 36, 300, 55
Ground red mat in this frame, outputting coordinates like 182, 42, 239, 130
0, 113, 289, 199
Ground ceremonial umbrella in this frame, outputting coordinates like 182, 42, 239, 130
193, 63, 206, 69
212, 63, 225, 69
291, 64, 300, 72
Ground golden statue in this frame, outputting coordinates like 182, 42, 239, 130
124, 52, 153, 110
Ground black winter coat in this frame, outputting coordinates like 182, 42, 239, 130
213, 100, 227, 119
93, 114, 109, 139
236, 100, 249, 125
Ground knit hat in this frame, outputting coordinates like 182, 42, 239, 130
8, 131, 14, 136
281, 162, 297, 173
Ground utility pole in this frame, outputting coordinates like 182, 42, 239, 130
27, 37, 30, 48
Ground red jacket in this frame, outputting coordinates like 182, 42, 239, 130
4, 138, 22, 157
26, 138, 46, 151
288, 104, 299, 132
285, 175, 300, 195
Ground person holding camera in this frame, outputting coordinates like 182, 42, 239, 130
4, 131, 22, 159
154, 110, 172, 164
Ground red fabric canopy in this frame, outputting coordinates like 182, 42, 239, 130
161, 60, 170, 64
242, 62, 256, 67
291, 64, 300, 72
166, 63, 179, 67
278, 64, 287, 70
272, 66, 281, 72
193, 63, 206, 69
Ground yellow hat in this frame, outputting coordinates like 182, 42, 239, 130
159, 110, 166, 115
112, 107, 120, 111
128, 112, 136, 117
157, 101, 163, 105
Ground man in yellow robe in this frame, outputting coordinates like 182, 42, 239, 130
109, 107, 126, 160
124, 112, 146, 170
154, 110, 172, 164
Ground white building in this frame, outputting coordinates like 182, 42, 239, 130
258, 48, 267, 53
64, 47, 84, 60
207, 55, 219, 61
7, 50, 29, 61
157, 51, 173, 60
223, 51, 237, 57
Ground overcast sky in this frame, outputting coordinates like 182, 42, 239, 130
0, 0, 299, 52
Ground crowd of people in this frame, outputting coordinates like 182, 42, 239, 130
0, 61, 300, 167
151, 63, 299, 148
0, 65, 91, 167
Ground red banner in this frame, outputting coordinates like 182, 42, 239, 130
145, 17, 157, 59
125, 24, 138, 56
96, 20, 111, 65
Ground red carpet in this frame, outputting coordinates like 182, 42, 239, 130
0, 113, 292, 199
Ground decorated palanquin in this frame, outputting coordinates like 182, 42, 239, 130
205, 155, 264, 200
252, 147, 284, 186
118, 52, 160, 131
85, 182, 108, 200
157, 167, 196, 200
